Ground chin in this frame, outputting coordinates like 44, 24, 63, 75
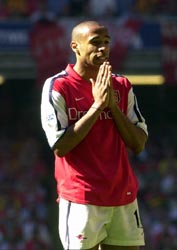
92, 63, 101, 69
93, 60, 103, 67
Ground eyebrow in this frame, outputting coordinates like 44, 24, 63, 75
89, 35, 111, 42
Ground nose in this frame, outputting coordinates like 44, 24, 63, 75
98, 45, 106, 52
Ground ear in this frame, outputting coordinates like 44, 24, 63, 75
70, 41, 80, 55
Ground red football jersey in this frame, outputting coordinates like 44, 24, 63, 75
41, 64, 148, 206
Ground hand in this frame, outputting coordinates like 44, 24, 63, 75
90, 61, 112, 110
107, 70, 117, 110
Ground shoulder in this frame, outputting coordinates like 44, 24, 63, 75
112, 73, 132, 90
52, 70, 69, 91
43, 70, 67, 87
41, 70, 69, 100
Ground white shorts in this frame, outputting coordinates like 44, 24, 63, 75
58, 198, 145, 250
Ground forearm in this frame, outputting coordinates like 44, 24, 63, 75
110, 104, 148, 154
54, 104, 102, 157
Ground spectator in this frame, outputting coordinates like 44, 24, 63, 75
5, 0, 28, 18
30, 0, 56, 23
0, 0, 10, 19
47, 0, 70, 16
114, 0, 136, 17
88, 0, 118, 17
68, 0, 90, 16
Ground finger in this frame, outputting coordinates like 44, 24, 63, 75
102, 64, 110, 86
89, 78, 94, 86
108, 65, 112, 88
97, 63, 105, 83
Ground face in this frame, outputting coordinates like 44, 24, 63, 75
74, 24, 111, 68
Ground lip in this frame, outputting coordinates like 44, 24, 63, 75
96, 55, 108, 61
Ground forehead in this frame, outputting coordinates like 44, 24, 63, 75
82, 25, 110, 40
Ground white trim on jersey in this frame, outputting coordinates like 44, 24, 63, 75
127, 88, 148, 136
41, 76, 68, 148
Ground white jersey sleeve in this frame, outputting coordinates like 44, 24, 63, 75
127, 88, 148, 135
41, 77, 68, 148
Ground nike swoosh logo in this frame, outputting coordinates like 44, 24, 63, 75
75, 97, 85, 101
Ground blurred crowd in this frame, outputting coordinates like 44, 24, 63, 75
0, 0, 177, 20
0, 135, 53, 250
0, 84, 54, 250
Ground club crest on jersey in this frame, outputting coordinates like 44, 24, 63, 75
114, 90, 120, 103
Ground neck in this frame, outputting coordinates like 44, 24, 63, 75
73, 63, 99, 82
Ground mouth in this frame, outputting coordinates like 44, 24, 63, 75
96, 55, 108, 62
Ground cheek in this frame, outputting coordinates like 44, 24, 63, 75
79, 46, 95, 62
107, 47, 110, 55
83, 50, 94, 61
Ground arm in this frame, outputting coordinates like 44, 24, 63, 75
54, 63, 110, 157
54, 106, 102, 157
108, 73, 148, 155
109, 104, 148, 154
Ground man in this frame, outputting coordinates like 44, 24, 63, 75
41, 20, 148, 250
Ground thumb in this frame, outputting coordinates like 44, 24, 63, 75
89, 78, 95, 86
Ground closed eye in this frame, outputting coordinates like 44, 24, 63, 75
91, 39, 110, 46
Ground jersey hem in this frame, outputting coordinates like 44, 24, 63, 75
57, 195, 137, 207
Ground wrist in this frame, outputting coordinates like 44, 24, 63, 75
91, 102, 105, 111
91, 106, 103, 112
90, 103, 104, 112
